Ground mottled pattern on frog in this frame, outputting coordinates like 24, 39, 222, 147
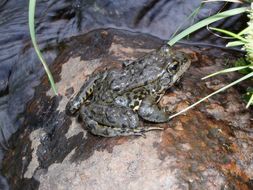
66, 45, 191, 137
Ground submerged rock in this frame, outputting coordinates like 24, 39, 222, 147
2, 29, 253, 190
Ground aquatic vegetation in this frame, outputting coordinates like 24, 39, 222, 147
169, 0, 253, 118
29, 0, 58, 95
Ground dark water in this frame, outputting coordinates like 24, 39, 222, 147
0, 0, 247, 189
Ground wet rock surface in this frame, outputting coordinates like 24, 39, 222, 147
2, 29, 253, 190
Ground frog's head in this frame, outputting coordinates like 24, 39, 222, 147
159, 46, 191, 84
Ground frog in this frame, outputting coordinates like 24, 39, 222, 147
66, 45, 191, 137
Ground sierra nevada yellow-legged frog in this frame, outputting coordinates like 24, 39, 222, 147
66, 45, 191, 137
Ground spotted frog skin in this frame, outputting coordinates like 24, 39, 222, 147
66, 45, 191, 137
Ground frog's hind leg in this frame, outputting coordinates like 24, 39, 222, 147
80, 105, 162, 137
138, 96, 170, 123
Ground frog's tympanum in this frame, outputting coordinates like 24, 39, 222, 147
66, 45, 191, 137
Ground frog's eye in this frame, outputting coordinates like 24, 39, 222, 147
170, 63, 179, 71
168, 61, 179, 71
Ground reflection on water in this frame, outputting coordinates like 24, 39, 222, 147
0, 0, 247, 188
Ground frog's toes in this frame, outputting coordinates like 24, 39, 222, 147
146, 126, 164, 131
132, 126, 163, 136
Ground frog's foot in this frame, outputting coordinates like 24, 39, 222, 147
138, 96, 171, 123
65, 73, 103, 115
118, 126, 163, 137
87, 124, 162, 137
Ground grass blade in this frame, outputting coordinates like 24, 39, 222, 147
202, 65, 253, 79
170, 4, 204, 39
169, 71, 253, 119
210, 27, 247, 42
238, 25, 252, 36
226, 41, 245, 47
29, 0, 58, 95
168, 7, 248, 46
246, 93, 253, 108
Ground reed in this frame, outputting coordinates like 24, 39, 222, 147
29, 0, 58, 95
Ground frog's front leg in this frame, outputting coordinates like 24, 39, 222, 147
80, 104, 162, 137
66, 74, 101, 115
138, 96, 170, 123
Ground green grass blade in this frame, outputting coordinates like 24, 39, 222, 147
168, 7, 248, 46
202, 65, 253, 79
29, 0, 58, 95
210, 27, 247, 42
226, 41, 245, 47
246, 93, 253, 108
170, 3, 204, 39
169, 71, 253, 119
238, 25, 252, 36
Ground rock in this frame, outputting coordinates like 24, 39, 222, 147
2, 29, 253, 190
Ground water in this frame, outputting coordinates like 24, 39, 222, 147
0, 0, 247, 189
